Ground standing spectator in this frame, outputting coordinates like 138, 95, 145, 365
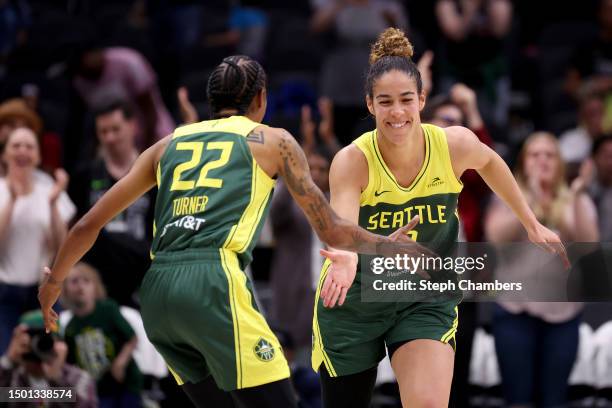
435, 0, 513, 133
0, 311, 97, 408
587, 135, 612, 241
559, 92, 605, 176
485, 132, 599, 407
72, 44, 174, 150
62, 263, 143, 408
0, 127, 75, 353
68, 100, 154, 307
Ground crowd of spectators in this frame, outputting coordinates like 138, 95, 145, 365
0, 0, 611, 407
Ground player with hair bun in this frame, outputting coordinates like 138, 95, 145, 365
312, 28, 568, 408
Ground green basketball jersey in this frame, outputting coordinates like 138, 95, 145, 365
354, 124, 463, 256
151, 116, 275, 267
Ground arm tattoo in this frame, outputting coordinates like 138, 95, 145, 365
278, 134, 308, 195
305, 192, 329, 232
246, 130, 265, 144
278, 131, 331, 232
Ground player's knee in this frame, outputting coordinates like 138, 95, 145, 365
413, 398, 446, 408
404, 391, 448, 408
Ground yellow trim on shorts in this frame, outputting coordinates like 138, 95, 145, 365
220, 248, 290, 389
167, 365, 185, 386
312, 260, 338, 377
223, 161, 275, 253
440, 306, 459, 344
220, 248, 244, 388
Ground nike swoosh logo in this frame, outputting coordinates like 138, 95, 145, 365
374, 190, 390, 197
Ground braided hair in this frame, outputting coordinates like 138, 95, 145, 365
206, 55, 267, 118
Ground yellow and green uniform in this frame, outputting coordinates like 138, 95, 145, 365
140, 116, 289, 390
312, 124, 462, 377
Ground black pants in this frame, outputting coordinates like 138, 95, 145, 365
181, 376, 298, 408
319, 365, 378, 408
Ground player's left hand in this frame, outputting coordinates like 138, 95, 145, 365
38, 267, 62, 333
527, 223, 570, 269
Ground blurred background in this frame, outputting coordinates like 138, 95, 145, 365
0, 0, 611, 407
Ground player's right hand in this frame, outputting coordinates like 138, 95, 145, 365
320, 248, 358, 308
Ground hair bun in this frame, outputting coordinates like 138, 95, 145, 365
369, 28, 414, 65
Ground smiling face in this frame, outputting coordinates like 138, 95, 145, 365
2, 128, 40, 172
366, 70, 425, 145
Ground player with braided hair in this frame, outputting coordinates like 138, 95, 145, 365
38, 54, 432, 407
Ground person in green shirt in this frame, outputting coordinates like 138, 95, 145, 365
62, 263, 143, 408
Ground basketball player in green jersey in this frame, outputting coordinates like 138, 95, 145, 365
312, 29, 569, 408
38, 55, 431, 408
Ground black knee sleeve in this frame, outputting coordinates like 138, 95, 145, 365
320, 365, 378, 408
230, 378, 298, 408
181, 376, 236, 408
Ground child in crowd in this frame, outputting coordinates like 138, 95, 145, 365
61, 263, 143, 408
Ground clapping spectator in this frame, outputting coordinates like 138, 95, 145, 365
0, 127, 75, 353
485, 132, 599, 407
0, 98, 42, 175
300, 97, 341, 156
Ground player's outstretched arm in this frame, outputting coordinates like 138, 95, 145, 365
39, 137, 169, 332
446, 126, 569, 267
274, 130, 430, 256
